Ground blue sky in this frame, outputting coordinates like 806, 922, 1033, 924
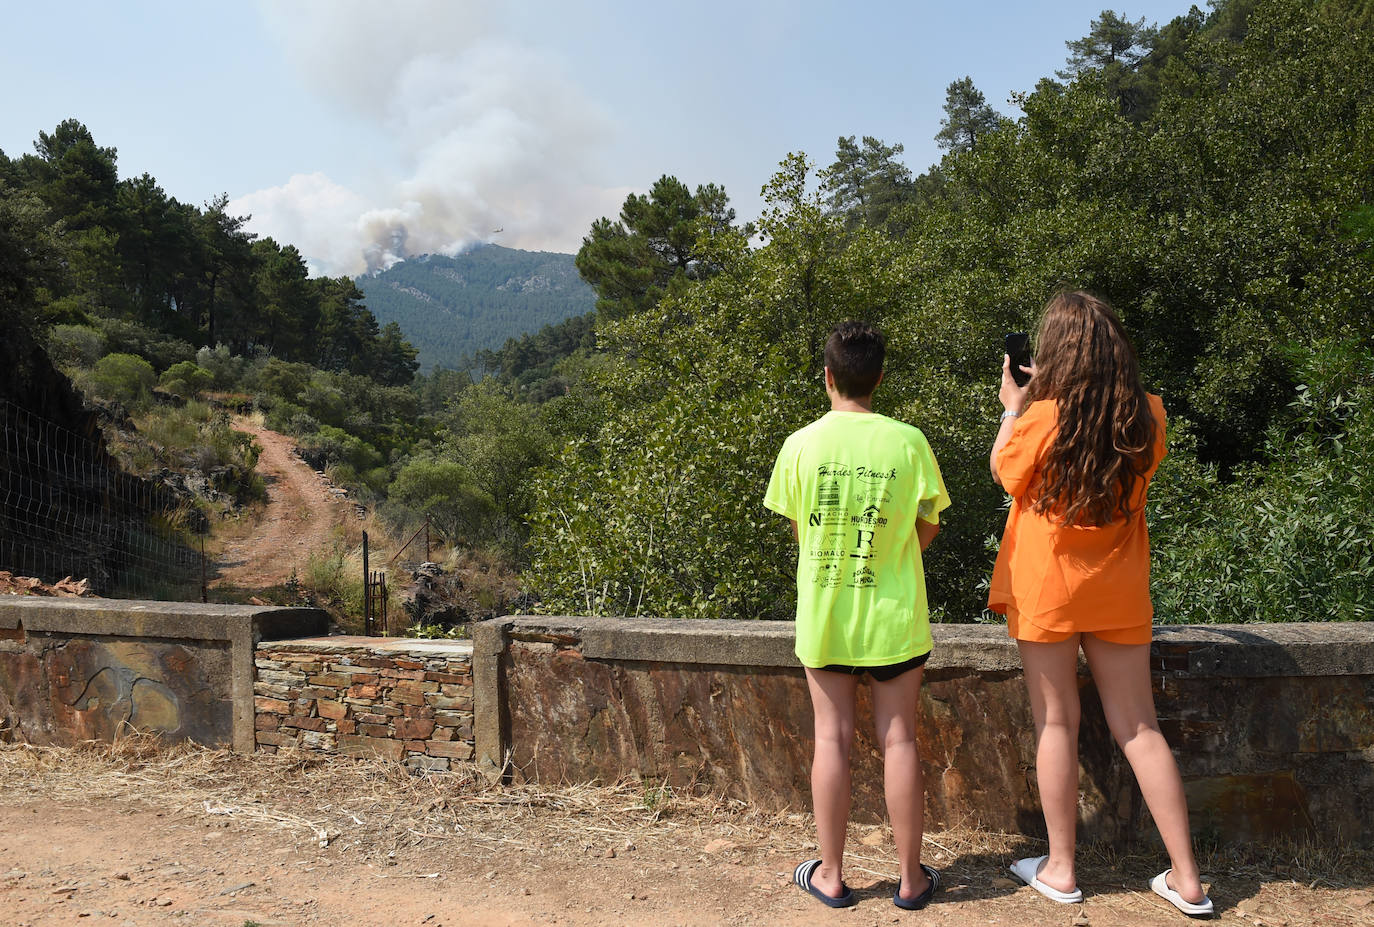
2, 0, 1197, 275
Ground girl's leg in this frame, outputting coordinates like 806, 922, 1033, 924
1018, 635, 1084, 894
1080, 636, 1206, 904
870, 665, 930, 901
804, 667, 859, 899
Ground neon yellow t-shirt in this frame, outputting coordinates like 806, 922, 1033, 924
764, 410, 951, 667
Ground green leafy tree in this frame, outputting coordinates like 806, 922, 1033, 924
22, 119, 119, 232
389, 458, 473, 545
0, 182, 63, 330
313, 277, 379, 375
575, 175, 742, 323
1059, 10, 1156, 76
44, 324, 106, 368
529, 156, 967, 618
824, 136, 918, 232
935, 78, 1004, 153
253, 357, 312, 406
469, 311, 597, 401
6, 121, 130, 324
297, 424, 385, 487
196, 193, 256, 349
1054, 8, 1206, 121
392, 381, 557, 555
240, 237, 315, 358
47, 226, 128, 322
372, 321, 420, 387
414, 366, 473, 415
115, 173, 197, 329
1150, 345, 1374, 622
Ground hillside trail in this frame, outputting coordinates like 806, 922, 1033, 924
211, 416, 349, 589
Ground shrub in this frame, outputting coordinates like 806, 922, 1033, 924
1150, 354, 1374, 623
158, 361, 215, 399
132, 400, 260, 478
95, 318, 194, 370
195, 344, 251, 390
89, 353, 156, 406
297, 425, 383, 477
46, 324, 106, 368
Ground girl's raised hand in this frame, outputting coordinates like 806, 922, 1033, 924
999, 353, 1034, 413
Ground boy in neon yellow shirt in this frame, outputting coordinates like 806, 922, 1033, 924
764, 321, 949, 911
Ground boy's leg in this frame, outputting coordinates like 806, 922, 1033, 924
1080, 635, 1206, 905
1017, 636, 1083, 894
870, 664, 930, 901
804, 667, 859, 899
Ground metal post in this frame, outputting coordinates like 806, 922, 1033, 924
424, 516, 430, 563
379, 571, 388, 636
200, 533, 207, 603
362, 530, 371, 636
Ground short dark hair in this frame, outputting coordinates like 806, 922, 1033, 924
824, 321, 885, 397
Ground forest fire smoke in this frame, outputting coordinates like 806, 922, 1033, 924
233, 0, 624, 276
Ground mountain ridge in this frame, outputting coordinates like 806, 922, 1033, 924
355, 244, 595, 372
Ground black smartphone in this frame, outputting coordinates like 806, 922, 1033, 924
1005, 332, 1032, 387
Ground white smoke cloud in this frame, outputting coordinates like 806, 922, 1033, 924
235, 0, 626, 276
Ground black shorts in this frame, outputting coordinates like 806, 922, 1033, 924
816, 651, 929, 682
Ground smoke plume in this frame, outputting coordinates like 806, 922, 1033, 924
234, 0, 626, 276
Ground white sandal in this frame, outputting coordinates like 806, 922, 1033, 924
1150, 869, 1214, 918
1009, 855, 1082, 904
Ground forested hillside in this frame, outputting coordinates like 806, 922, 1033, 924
0, 115, 587, 616
356, 247, 595, 371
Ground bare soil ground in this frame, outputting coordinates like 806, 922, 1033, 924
211, 417, 348, 589
1, 742, 1371, 927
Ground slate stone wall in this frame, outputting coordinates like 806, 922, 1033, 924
0, 632, 233, 746
0, 599, 326, 752
252, 637, 474, 773
4, 598, 1370, 849
476, 618, 1374, 847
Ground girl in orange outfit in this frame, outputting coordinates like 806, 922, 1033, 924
989, 291, 1214, 918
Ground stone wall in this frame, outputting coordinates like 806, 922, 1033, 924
473, 617, 1374, 847
253, 637, 474, 773
0, 599, 326, 752
5, 597, 1371, 849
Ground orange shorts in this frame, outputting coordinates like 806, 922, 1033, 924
1005, 607, 1152, 646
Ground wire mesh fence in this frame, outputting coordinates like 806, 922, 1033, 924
0, 398, 203, 599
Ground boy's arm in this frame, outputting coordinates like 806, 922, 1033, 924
916, 518, 939, 551
790, 519, 798, 541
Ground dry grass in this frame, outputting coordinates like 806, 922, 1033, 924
0, 736, 811, 863
2, 736, 1372, 896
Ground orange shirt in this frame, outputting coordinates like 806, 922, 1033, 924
987, 395, 1167, 635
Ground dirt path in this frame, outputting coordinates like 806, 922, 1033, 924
212, 417, 348, 589
4, 801, 1371, 927
3, 742, 1372, 927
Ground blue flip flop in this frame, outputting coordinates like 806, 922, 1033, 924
794, 859, 857, 908
894, 863, 940, 910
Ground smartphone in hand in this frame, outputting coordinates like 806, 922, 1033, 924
1005, 332, 1032, 387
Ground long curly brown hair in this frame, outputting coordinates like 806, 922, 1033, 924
1024, 291, 1158, 526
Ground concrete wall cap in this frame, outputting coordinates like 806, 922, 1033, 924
489, 616, 1374, 677
0, 598, 327, 641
